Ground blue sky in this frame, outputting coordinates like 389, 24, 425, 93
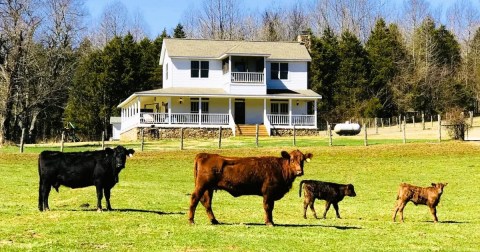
85, 0, 293, 37
84, 0, 460, 38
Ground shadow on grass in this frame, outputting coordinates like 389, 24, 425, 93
217, 222, 361, 229
420, 220, 468, 224
68, 208, 184, 215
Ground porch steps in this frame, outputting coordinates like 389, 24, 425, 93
236, 124, 269, 137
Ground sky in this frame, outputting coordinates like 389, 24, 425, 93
84, 0, 293, 37
84, 0, 461, 38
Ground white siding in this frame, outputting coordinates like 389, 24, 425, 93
170, 58, 224, 88
245, 99, 264, 124
163, 51, 173, 88
229, 83, 266, 95
266, 61, 308, 90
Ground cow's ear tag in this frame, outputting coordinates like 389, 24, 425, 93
305, 158, 311, 163
128, 154, 133, 158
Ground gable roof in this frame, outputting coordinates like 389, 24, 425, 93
160, 38, 311, 64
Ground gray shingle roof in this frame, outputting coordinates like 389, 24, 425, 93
163, 38, 311, 61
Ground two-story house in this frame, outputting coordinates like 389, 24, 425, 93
117, 38, 321, 140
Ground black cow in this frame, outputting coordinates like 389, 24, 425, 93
299, 180, 356, 219
38, 146, 134, 211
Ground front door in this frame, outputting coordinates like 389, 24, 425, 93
234, 100, 245, 124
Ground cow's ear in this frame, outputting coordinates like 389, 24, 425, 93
281, 151, 290, 159
128, 149, 135, 157
305, 153, 313, 162
431, 183, 437, 187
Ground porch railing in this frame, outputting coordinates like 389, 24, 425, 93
267, 114, 316, 126
140, 112, 229, 125
231, 72, 264, 83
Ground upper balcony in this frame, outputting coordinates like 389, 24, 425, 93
223, 56, 266, 94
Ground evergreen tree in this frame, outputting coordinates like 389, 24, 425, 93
173, 23, 186, 38
309, 28, 340, 122
334, 30, 371, 119
366, 19, 409, 117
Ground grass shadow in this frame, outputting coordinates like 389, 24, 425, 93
67, 208, 184, 215
420, 220, 468, 224
218, 222, 361, 229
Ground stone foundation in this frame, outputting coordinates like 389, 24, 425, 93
120, 127, 233, 141
270, 128, 319, 136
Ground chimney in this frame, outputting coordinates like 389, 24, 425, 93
297, 31, 311, 51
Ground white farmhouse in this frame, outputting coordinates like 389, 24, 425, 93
117, 38, 321, 140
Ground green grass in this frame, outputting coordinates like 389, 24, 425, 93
1, 140, 479, 251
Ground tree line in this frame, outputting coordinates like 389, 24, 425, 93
1, 0, 480, 144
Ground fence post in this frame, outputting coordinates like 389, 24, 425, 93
328, 124, 332, 146
402, 120, 406, 144
180, 128, 184, 150
422, 113, 425, 130
381, 118, 384, 128
398, 115, 401, 130
102, 131, 105, 150
19, 128, 25, 153
470, 111, 473, 127
363, 123, 368, 146
412, 115, 415, 127
293, 125, 296, 146
375, 117, 378, 134
219, 126, 222, 149
438, 114, 441, 142
388, 118, 391, 127
140, 128, 145, 151
61, 131, 65, 152
256, 124, 259, 147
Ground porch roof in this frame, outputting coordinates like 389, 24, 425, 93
117, 87, 321, 108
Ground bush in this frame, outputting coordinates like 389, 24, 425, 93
445, 107, 467, 140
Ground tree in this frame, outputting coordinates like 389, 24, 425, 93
173, 23, 186, 38
366, 19, 409, 117
309, 28, 340, 122
333, 30, 371, 119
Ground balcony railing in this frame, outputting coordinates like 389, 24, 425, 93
267, 114, 316, 126
231, 72, 264, 83
140, 112, 229, 125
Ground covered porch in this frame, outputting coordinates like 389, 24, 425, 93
118, 88, 321, 138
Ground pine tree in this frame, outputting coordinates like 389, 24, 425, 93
173, 23, 186, 38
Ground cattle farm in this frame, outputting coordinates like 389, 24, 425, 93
1, 134, 480, 251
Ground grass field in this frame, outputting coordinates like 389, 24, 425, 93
1, 139, 480, 251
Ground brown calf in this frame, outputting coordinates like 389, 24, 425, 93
393, 183, 447, 223
188, 150, 313, 226
299, 180, 356, 219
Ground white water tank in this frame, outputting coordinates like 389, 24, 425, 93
333, 122, 361, 136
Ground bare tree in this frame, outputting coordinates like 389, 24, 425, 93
285, 1, 309, 41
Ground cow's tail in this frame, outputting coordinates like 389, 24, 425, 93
299, 180, 305, 197
193, 155, 199, 186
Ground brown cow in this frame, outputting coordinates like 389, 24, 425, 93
299, 180, 356, 219
188, 150, 313, 226
393, 183, 447, 223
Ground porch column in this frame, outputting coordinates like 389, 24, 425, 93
289, 99, 292, 126
199, 97, 202, 125
168, 97, 172, 125
263, 98, 267, 122
314, 99, 318, 128
228, 98, 232, 125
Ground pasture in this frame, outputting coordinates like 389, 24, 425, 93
1, 140, 479, 251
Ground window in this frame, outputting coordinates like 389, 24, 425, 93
222, 58, 229, 74
271, 62, 288, 80
191, 61, 209, 78
190, 98, 209, 113
271, 100, 288, 114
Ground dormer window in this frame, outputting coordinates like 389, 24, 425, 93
191, 61, 209, 78
271, 62, 288, 80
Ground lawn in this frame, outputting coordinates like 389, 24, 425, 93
0, 140, 479, 251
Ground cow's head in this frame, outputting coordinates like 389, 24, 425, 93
431, 183, 448, 194
106, 146, 134, 183
345, 184, 356, 197
281, 150, 313, 176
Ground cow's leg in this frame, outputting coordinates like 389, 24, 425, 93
397, 202, 407, 222
263, 197, 275, 226
104, 188, 113, 211
333, 202, 341, 219
323, 201, 331, 219
393, 201, 399, 222
302, 198, 309, 219
188, 186, 207, 225
95, 185, 104, 212
40, 180, 52, 211
200, 189, 218, 224
38, 179, 44, 211
429, 206, 438, 223
309, 199, 318, 219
